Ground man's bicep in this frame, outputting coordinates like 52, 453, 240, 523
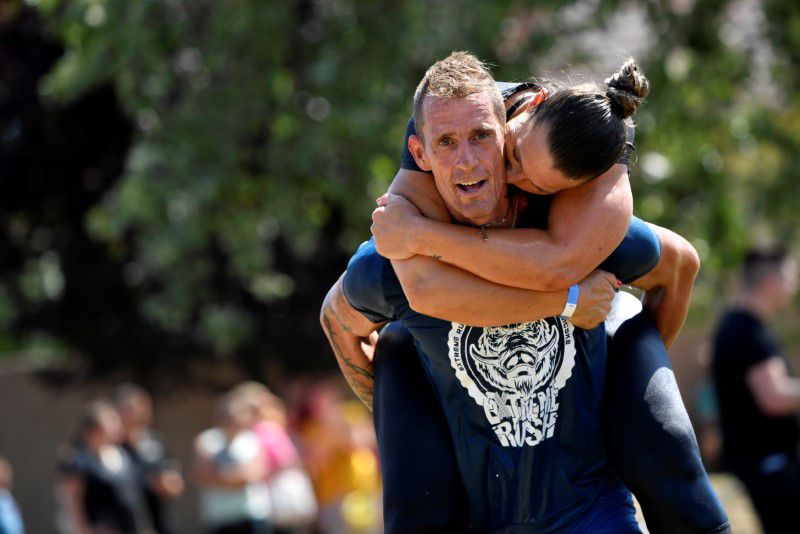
323, 275, 382, 338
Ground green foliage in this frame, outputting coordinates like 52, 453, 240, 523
20, 0, 800, 361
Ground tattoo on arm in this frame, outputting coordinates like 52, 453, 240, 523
320, 279, 378, 409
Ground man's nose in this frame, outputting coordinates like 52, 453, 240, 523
455, 141, 478, 171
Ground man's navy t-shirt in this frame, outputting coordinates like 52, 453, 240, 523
343, 196, 659, 531
712, 309, 800, 469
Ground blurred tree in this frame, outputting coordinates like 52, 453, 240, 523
1, 0, 799, 375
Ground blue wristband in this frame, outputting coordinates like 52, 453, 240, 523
561, 284, 580, 318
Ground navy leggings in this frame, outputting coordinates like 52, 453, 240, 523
373, 313, 730, 533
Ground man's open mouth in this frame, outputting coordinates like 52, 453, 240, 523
456, 179, 487, 193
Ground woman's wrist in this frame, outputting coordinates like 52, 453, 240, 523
409, 215, 434, 257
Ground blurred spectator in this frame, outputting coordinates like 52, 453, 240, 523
231, 382, 317, 532
294, 381, 380, 534
113, 384, 184, 534
0, 455, 24, 534
194, 393, 272, 534
712, 248, 800, 533
58, 400, 152, 534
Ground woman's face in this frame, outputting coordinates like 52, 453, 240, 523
504, 103, 577, 196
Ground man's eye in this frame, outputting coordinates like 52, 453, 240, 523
475, 131, 490, 140
438, 138, 452, 146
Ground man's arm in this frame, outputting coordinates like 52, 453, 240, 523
628, 225, 700, 349
746, 357, 800, 417
320, 274, 384, 409
392, 256, 618, 329
378, 164, 633, 291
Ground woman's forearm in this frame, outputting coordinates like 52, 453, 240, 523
408, 219, 569, 291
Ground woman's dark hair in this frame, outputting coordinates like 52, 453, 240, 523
533, 58, 650, 181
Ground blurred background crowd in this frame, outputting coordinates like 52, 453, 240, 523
1, 378, 380, 533
4, 0, 800, 532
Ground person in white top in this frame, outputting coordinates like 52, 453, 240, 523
194, 393, 271, 534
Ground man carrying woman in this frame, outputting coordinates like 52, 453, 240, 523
322, 52, 729, 533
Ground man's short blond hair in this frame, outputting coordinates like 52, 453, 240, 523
413, 51, 505, 137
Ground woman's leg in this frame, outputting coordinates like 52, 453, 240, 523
604, 311, 730, 534
373, 322, 470, 533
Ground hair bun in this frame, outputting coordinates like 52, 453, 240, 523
604, 58, 650, 119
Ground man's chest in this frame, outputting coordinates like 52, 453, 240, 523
401, 313, 583, 448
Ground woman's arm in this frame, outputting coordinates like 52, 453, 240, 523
629, 225, 700, 349
377, 164, 633, 291
392, 256, 618, 328
386, 168, 451, 222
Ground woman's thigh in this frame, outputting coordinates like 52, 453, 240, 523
603, 311, 729, 534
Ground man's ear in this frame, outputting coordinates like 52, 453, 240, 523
408, 135, 432, 172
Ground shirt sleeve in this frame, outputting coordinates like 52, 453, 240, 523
597, 216, 661, 284
737, 319, 781, 371
399, 117, 430, 173
343, 239, 398, 323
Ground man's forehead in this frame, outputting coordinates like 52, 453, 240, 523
422, 92, 502, 133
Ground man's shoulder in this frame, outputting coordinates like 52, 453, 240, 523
712, 309, 779, 367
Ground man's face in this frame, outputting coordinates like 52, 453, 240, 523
411, 91, 507, 225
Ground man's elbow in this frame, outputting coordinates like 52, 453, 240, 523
395, 267, 429, 313
404, 279, 431, 314
531, 255, 584, 291
319, 300, 332, 333
533, 269, 576, 292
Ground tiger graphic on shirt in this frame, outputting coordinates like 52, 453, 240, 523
447, 318, 576, 447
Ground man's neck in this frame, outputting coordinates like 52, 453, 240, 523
737, 291, 778, 321
453, 189, 516, 228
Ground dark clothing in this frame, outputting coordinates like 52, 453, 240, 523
400, 81, 636, 173
712, 309, 800, 533
373, 78, 728, 532
123, 429, 174, 534
373, 322, 471, 533
373, 311, 731, 534
735, 453, 800, 534
60, 446, 149, 534
606, 311, 730, 534
209, 518, 271, 534
345, 203, 659, 531
712, 309, 800, 467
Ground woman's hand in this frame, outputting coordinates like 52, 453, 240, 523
569, 270, 620, 330
371, 193, 424, 260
